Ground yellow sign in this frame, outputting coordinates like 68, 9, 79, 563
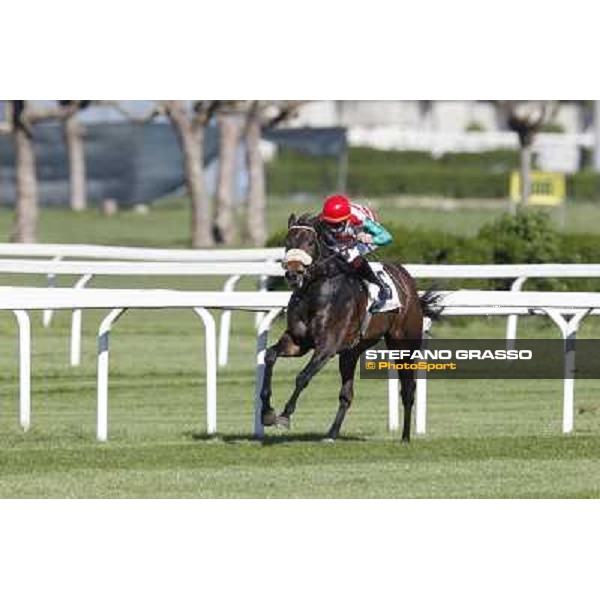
509, 171, 566, 206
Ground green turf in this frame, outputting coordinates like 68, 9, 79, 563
0, 308, 599, 498
0, 197, 599, 497
1, 194, 600, 247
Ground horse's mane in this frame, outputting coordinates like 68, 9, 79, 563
293, 213, 328, 237
295, 213, 319, 227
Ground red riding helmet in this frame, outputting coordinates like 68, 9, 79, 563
320, 195, 351, 223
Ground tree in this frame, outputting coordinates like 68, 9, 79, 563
9, 101, 37, 243
100, 99, 303, 247
214, 101, 244, 244
59, 101, 91, 212
498, 101, 561, 206
243, 101, 267, 246
3, 101, 84, 242
4, 101, 81, 242
593, 101, 600, 172
100, 100, 221, 248
242, 100, 305, 246
160, 101, 220, 247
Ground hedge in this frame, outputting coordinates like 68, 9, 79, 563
265, 147, 600, 201
267, 210, 600, 291
346, 166, 508, 198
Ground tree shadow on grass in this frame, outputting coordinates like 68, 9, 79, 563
185, 431, 366, 445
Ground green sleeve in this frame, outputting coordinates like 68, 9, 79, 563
363, 219, 393, 245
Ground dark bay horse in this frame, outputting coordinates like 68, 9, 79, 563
259, 213, 438, 442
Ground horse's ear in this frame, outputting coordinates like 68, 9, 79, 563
288, 213, 297, 228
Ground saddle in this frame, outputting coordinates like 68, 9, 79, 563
354, 264, 402, 339
363, 263, 402, 313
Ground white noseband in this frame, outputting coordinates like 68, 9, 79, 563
284, 248, 313, 266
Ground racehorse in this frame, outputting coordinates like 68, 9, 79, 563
259, 213, 439, 442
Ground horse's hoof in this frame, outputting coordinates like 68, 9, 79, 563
275, 415, 290, 429
401, 437, 411, 444
261, 410, 277, 427
321, 437, 336, 444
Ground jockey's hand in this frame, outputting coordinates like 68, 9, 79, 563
357, 232, 373, 244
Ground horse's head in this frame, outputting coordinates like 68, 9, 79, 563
283, 213, 321, 290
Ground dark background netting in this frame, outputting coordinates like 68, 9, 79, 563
0, 123, 346, 206
263, 127, 346, 157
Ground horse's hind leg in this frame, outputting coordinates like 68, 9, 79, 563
385, 335, 420, 443
261, 332, 307, 426
325, 349, 360, 441
399, 374, 416, 443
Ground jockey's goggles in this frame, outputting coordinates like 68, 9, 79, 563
328, 221, 346, 233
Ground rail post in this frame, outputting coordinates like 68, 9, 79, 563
254, 260, 276, 328
218, 275, 241, 367
42, 255, 62, 327
193, 308, 218, 436
545, 308, 591, 434
96, 308, 126, 442
13, 310, 31, 431
70, 274, 94, 366
506, 276, 527, 350
415, 317, 433, 435
254, 308, 283, 438
387, 377, 399, 432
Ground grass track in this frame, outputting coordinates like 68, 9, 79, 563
0, 308, 599, 498
0, 198, 599, 497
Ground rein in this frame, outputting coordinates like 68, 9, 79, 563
286, 220, 375, 344
286, 223, 357, 291
288, 223, 355, 265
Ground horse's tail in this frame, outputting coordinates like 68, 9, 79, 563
381, 260, 443, 321
420, 287, 444, 321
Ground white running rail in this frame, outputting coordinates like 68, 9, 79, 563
0, 243, 284, 262
2, 259, 600, 367
0, 287, 599, 441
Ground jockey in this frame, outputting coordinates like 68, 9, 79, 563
319, 194, 393, 312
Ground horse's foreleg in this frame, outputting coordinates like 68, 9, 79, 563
400, 374, 416, 442
325, 349, 360, 440
260, 332, 306, 426
277, 348, 333, 428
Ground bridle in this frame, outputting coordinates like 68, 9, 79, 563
286, 222, 368, 341
287, 224, 324, 265
286, 222, 354, 282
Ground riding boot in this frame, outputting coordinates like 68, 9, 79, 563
351, 257, 392, 312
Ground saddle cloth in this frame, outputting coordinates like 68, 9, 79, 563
364, 263, 402, 313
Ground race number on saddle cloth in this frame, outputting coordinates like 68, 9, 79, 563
361, 262, 402, 313
318, 194, 399, 313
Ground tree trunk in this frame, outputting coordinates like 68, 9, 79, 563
11, 123, 38, 243
520, 143, 532, 206
215, 113, 240, 244
64, 113, 86, 211
166, 102, 213, 247
186, 125, 213, 248
594, 100, 600, 172
245, 110, 266, 246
